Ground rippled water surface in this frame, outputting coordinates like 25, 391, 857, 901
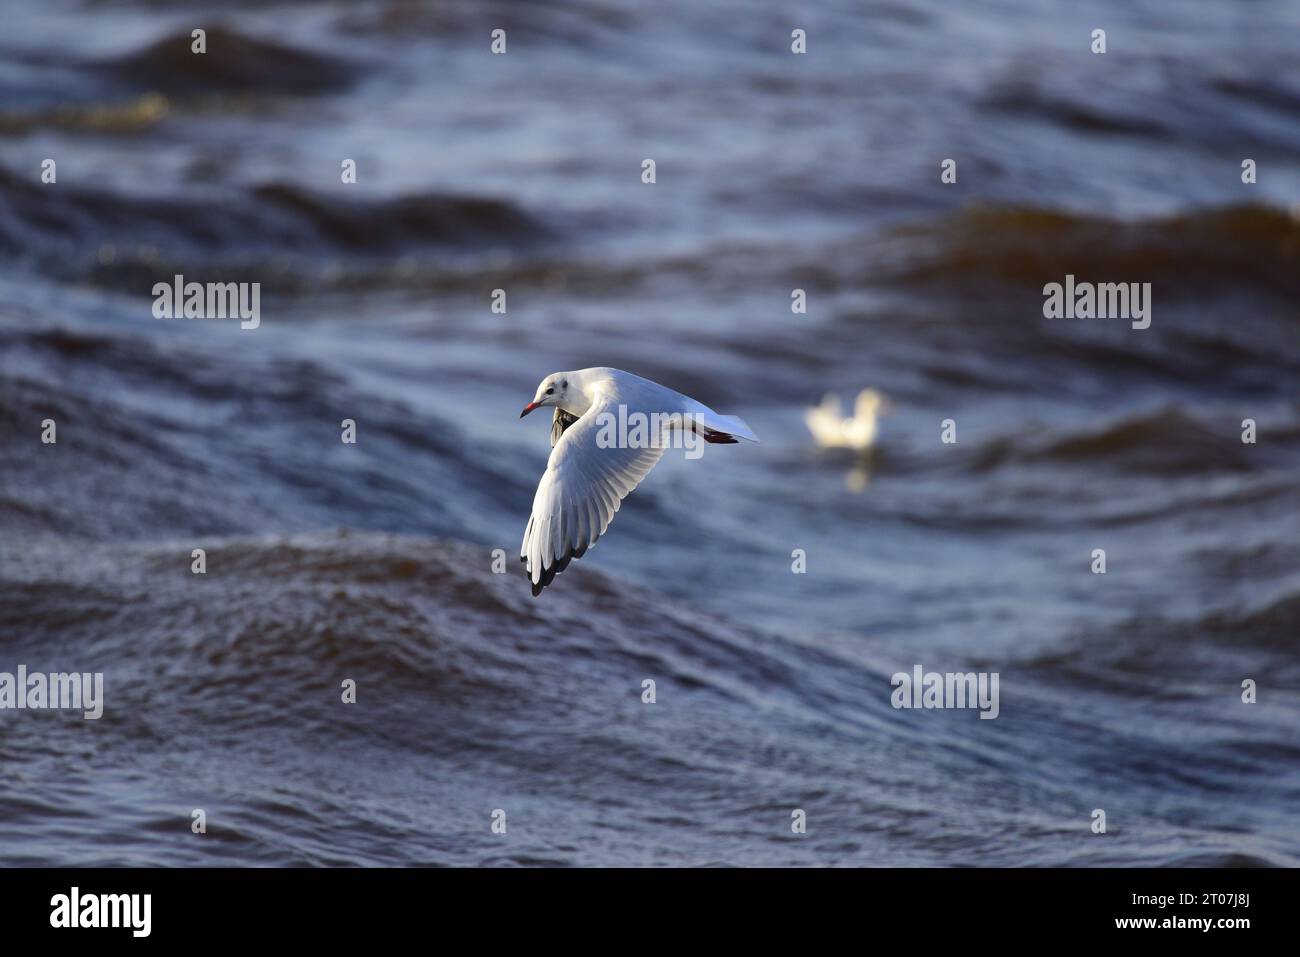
1, 0, 1298, 866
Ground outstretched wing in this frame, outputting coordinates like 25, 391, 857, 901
521, 396, 664, 596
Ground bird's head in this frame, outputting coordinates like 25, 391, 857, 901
520, 373, 573, 418
855, 389, 893, 417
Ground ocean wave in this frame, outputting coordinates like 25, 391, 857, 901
880, 204, 1300, 302
0, 321, 524, 543
969, 406, 1267, 476
0, 167, 549, 284
94, 26, 360, 96
983, 51, 1300, 154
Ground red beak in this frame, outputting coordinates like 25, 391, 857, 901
520, 401, 541, 418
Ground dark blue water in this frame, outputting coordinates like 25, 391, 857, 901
1, 0, 1298, 865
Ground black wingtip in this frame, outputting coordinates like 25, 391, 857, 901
526, 547, 583, 597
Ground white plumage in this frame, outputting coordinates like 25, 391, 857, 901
805, 388, 889, 451
518, 367, 756, 595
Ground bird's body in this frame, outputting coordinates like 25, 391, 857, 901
805, 388, 888, 451
518, 367, 756, 595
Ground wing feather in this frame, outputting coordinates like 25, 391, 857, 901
520, 394, 664, 595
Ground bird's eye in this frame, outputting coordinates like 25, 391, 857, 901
546, 388, 555, 395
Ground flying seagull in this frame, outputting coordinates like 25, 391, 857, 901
518, 367, 757, 596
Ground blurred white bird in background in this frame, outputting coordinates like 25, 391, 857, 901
805, 388, 891, 452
